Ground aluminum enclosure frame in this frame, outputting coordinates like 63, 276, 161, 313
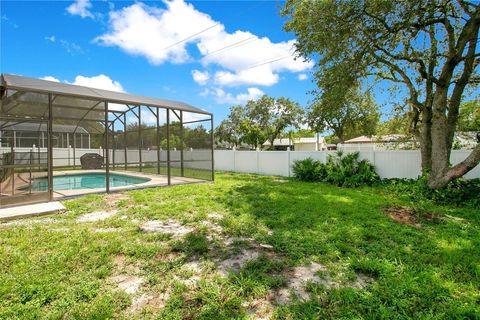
0, 74, 214, 208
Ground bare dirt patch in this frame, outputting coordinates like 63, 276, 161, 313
275, 263, 374, 304
155, 252, 180, 263
273, 179, 289, 183
216, 236, 277, 276
351, 272, 374, 289
1, 217, 57, 227
129, 292, 170, 313
77, 210, 117, 222
207, 212, 224, 220
113, 254, 127, 269
218, 249, 261, 276
200, 220, 223, 233
384, 206, 442, 226
110, 275, 144, 294
112, 254, 142, 273
244, 297, 275, 320
384, 206, 419, 225
105, 193, 131, 204
140, 220, 193, 238
276, 262, 327, 303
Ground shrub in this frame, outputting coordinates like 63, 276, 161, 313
323, 151, 380, 187
292, 152, 379, 187
384, 176, 480, 208
292, 157, 324, 182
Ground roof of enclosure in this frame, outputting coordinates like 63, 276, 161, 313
0, 121, 89, 134
1, 74, 210, 115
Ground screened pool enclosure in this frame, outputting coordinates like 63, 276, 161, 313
0, 74, 214, 208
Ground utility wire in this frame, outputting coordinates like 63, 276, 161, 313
161, 1, 267, 51
162, 24, 220, 51
203, 36, 257, 57
214, 55, 293, 80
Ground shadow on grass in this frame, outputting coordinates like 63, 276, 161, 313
215, 174, 480, 318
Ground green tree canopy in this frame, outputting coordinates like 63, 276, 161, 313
307, 87, 380, 143
215, 95, 304, 149
283, 0, 480, 188
457, 100, 480, 132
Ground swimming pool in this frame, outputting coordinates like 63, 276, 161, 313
27, 173, 150, 192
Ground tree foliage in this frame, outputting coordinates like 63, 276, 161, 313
215, 95, 303, 149
377, 112, 411, 136
457, 100, 480, 132
283, 0, 480, 188
113, 123, 211, 150
307, 86, 380, 143
215, 105, 245, 147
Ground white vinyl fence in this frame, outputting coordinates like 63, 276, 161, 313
213, 150, 480, 180
1, 147, 213, 170
3, 147, 478, 180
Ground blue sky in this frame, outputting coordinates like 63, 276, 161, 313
1, 0, 323, 126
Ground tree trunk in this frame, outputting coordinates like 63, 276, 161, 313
418, 107, 432, 172
428, 89, 453, 189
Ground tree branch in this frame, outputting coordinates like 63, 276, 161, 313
446, 22, 479, 151
438, 12, 479, 87
370, 51, 424, 110
446, 144, 480, 181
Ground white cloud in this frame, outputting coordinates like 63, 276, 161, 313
192, 70, 209, 85
39, 75, 126, 111
67, 0, 94, 19
200, 36, 312, 87
41, 76, 60, 82
213, 67, 279, 87
72, 75, 126, 112
72, 74, 125, 92
96, 0, 313, 86
96, 2, 215, 65
203, 87, 264, 104
44, 36, 56, 42
298, 73, 308, 81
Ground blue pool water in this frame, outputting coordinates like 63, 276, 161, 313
28, 173, 150, 191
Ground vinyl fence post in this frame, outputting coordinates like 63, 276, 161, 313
287, 147, 291, 177
256, 148, 260, 175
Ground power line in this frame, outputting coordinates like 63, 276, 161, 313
162, 24, 220, 51
161, 1, 268, 52
203, 36, 257, 58
245, 55, 292, 70
214, 55, 293, 81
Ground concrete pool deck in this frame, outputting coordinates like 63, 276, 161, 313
0, 201, 65, 221
51, 170, 205, 199
0, 169, 208, 208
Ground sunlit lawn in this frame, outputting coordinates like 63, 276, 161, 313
0, 173, 478, 319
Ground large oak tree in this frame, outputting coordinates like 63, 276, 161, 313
283, 0, 480, 188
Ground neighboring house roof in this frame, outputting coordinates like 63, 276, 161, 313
294, 137, 325, 144
0, 121, 89, 134
263, 138, 293, 147
344, 133, 477, 147
262, 137, 325, 147
344, 134, 411, 144
343, 136, 372, 144
1, 74, 210, 115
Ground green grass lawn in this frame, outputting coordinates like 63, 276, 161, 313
0, 173, 479, 319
